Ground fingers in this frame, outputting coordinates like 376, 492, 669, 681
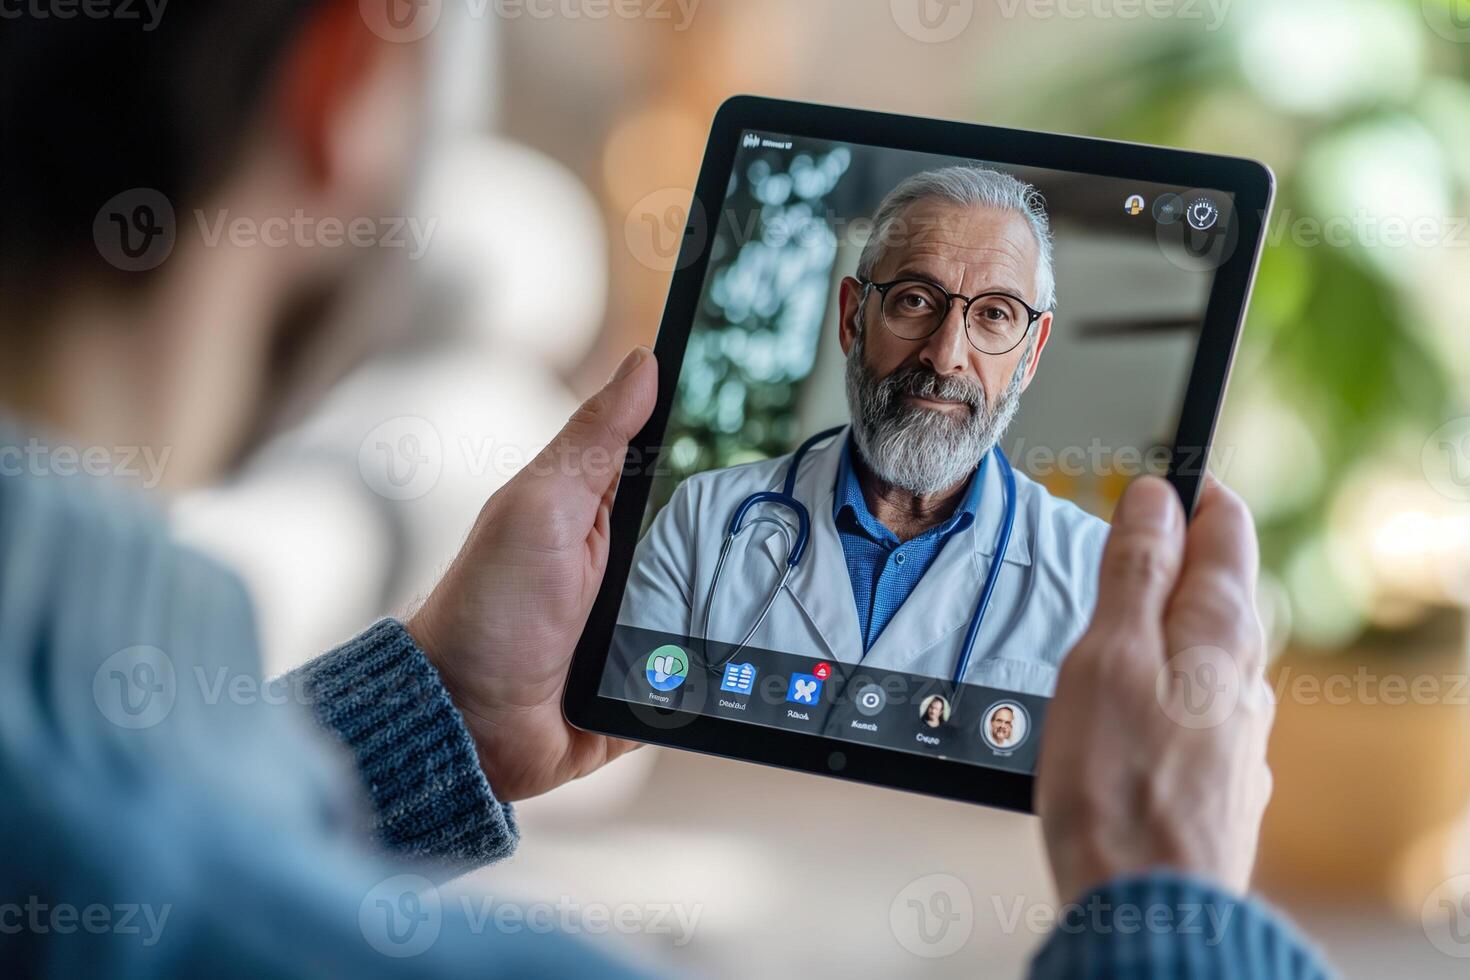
1168, 478, 1264, 671
1089, 476, 1186, 642
1181, 479, 1259, 595
531, 346, 657, 507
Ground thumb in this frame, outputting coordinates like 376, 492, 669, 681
534, 346, 657, 504
1089, 476, 1185, 641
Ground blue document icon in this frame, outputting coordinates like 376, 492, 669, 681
719, 662, 757, 695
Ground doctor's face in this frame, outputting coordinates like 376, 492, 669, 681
839, 200, 1053, 496
841, 200, 1051, 413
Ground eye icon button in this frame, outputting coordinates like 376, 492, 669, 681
854, 683, 888, 716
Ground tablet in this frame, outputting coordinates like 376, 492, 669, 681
564, 96, 1272, 812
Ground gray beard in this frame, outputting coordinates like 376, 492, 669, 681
844, 328, 1030, 496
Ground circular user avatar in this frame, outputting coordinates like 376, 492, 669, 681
918, 694, 951, 729
645, 645, 689, 692
982, 701, 1030, 751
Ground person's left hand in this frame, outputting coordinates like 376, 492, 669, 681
405, 346, 657, 802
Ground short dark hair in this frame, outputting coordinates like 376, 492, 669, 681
0, 2, 320, 321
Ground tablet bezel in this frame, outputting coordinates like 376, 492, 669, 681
563, 95, 1274, 813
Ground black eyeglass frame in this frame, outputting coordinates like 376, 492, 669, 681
856, 276, 1049, 355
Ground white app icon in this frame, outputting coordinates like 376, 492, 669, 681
1186, 197, 1219, 231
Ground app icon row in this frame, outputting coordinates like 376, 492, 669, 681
644, 646, 1029, 750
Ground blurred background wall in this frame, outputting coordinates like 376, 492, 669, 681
171, 0, 1470, 975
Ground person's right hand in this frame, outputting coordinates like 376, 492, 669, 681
1036, 476, 1275, 904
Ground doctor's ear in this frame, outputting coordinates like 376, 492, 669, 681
837, 276, 867, 357
1018, 312, 1053, 392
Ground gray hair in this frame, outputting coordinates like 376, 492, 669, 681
855, 166, 1056, 311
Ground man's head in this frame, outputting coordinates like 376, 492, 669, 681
0, 2, 429, 484
839, 167, 1056, 496
990, 706, 1015, 745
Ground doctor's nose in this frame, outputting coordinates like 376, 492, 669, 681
916, 300, 971, 377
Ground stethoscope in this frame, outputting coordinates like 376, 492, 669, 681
699, 425, 1019, 687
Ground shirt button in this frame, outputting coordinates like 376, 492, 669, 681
894, 552, 906, 566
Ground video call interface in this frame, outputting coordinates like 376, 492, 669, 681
598, 130, 1235, 774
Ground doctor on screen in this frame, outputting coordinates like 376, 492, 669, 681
620, 166, 1109, 697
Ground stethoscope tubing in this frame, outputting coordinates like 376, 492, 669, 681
700, 426, 1017, 688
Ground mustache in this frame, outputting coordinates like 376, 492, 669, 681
874, 366, 988, 416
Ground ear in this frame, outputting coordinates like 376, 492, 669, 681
1018, 312, 1052, 393
277, 0, 405, 187
838, 276, 866, 357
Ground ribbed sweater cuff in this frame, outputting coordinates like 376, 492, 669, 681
1029, 870, 1334, 980
291, 618, 518, 870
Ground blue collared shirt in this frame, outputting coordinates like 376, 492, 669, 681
833, 437, 986, 652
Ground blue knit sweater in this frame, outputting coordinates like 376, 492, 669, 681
0, 434, 1334, 978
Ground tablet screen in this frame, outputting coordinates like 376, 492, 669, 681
597, 129, 1236, 775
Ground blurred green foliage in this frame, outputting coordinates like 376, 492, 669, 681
1015, 3, 1468, 646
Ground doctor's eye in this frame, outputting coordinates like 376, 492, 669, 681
885, 283, 942, 316
969, 296, 1022, 325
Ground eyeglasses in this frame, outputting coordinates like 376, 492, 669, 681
858, 276, 1047, 355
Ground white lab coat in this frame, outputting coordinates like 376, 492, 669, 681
618, 427, 1109, 697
